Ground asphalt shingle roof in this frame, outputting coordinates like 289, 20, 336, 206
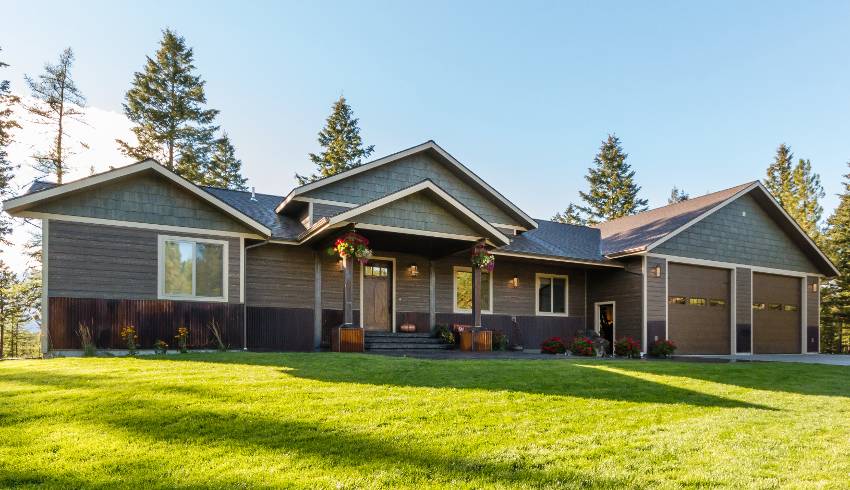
201, 187, 305, 240
501, 219, 606, 262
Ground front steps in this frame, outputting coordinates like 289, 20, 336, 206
364, 331, 451, 351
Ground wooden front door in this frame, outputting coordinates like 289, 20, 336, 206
362, 260, 392, 331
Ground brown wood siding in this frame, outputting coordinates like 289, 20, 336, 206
806, 276, 819, 352
435, 313, 585, 350
245, 244, 315, 308
397, 312, 431, 332
668, 263, 730, 355
48, 297, 243, 350
320, 254, 361, 310
753, 272, 801, 354
586, 257, 643, 345
48, 221, 241, 303
646, 257, 667, 344
246, 306, 314, 351
736, 268, 753, 353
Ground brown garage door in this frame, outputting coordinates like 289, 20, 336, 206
668, 263, 731, 354
753, 273, 801, 354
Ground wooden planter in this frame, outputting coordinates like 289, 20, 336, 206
459, 330, 493, 352
331, 327, 364, 352
459, 331, 474, 351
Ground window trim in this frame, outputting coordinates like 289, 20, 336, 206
535, 273, 569, 317
452, 266, 493, 314
157, 235, 229, 303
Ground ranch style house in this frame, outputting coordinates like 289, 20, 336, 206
2, 141, 839, 355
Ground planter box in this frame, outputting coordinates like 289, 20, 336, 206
331, 327, 364, 352
459, 330, 493, 352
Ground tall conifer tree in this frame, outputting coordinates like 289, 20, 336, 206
296, 96, 374, 185
205, 133, 248, 190
24, 47, 86, 184
575, 134, 648, 224
552, 204, 586, 225
0, 47, 20, 244
765, 144, 795, 207
822, 161, 850, 352
668, 186, 689, 204
117, 29, 218, 182
789, 158, 824, 240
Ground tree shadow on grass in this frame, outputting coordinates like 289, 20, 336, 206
141, 353, 774, 410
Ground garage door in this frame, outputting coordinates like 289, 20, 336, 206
753, 273, 801, 354
668, 263, 731, 354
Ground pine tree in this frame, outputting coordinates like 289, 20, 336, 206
24, 47, 85, 184
668, 186, 689, 204
765, 144, 795, 207
296, 96, 374, 185
0, 260, 16, 359
0, 47, 20, 245
552, 203, 586, 225
822, 161, 850, 352
205, 133, 248, 190
576, 134, 648, 224
788, 158, 824, 240
117, 29, 219, 182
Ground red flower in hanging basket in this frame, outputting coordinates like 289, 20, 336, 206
328, 232, 373, 265
471, 244, 495, 272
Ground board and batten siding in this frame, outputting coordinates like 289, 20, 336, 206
245, 244, 315, 308
301, 153, 522, 227
645, 257, 667, 345
47, 220, 241, 303
653, 193, 819, 273
31, 173, 255, 234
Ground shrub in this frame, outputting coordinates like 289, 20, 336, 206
492, 331, 508, 351
77, 322, 96, 357
570, 336, 596, 357
614, 337, 641, 358
175, 327, 189, 353
153, 340, 168, 355
435, 325, 455, 347
649, 339, 677, 358
540, 337, 566, 355
207, 319, 227, 352
119, 326, 138, 355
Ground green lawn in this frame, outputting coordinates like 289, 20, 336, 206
1, 354, 849, 489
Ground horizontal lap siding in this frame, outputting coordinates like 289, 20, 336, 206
245, 244, 314, 308
646, 258, 667, 344
736, 268, 753, 352
587, 257, 643, 344
807, 276, 820, 352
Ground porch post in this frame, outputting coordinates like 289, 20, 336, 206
472, 264, 482, 327
343, 256, 354, 326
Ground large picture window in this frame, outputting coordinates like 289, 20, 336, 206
158, 235, 228, 301
536, 273, 568, 315
453, 266, 492, 313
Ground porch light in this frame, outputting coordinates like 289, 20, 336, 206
337, 259, 344, 272
652, 265, 662, 278
510, 276, 519, 288
811, 282, 818, 293
408, 264, 419, 277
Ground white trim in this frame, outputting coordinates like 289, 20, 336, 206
491, 250, 624, 268
491, 223, 528, 231
646, 253, 813, 278
359, 256, 397, 332
157, 235, 229, 303
594, 301, 616, 343
306, 202, 314, 228
452, 265, 493, 314
730, 267, 737, 355
641, 256, 648, 353
41, 219, 49, 354
664, 259, 669, 340
294, 196, 357, 208
750, 268, 754, 354
800, 277, 807, 354
816, 277, 821, 353
275, 141, 539, 229
3, 159, 272, 236
239, 237, 245, 304
534, 273, 570, 316
355, 223, 481, 242
17, 212, 265, 239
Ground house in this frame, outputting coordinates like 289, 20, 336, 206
2, 141, 838, 355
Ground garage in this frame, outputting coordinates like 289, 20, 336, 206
753, 272, 801, 354
668, 263, 731, 354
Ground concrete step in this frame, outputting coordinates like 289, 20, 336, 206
364, 331, 432, 338
366, 343, 452, 350
365, 337, 444, 344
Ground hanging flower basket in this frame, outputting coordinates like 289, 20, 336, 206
328, 231, 373, 265
471, 244, 495, 272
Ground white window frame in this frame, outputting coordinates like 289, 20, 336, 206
535, 273, 569, 316
452, 266, 493, 314
157, 234, 229, 302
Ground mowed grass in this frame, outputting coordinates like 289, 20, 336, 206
1, 354, 850, 489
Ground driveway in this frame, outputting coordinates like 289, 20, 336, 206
681, 354, 850, 366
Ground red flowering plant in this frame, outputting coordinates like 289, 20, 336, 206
649, 339, 677, 358
328, 231, 373, 265
614, 336, 641, 358
570, 336, 596, 357
540, 337, 566, 354
471, 244, 495, 272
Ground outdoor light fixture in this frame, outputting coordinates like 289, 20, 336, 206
408, 264, 419, 277
652, 265, 662, 278
811, 282, 818, 293
510, 276, 519, 288
337, 259, 344, 272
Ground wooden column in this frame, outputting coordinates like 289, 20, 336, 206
342, 256, 354, 326
472, 265, 482, 327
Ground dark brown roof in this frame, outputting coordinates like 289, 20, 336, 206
596, 182, 756, 256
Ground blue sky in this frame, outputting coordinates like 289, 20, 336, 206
3, 0, 849, 220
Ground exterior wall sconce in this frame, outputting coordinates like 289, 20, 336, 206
652, 265, 662, 278
510, 276, 519, 288
810, 282, 818, 293
408, 264, 419, 277
337, 259, 344, 272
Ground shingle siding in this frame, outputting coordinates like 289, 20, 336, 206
654, 194, 819, 273
356, 193, 480, 236
312, 203, 348, 222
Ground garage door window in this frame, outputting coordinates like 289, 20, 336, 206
783, 304, 799, 312
768, 303, 782, 311
688, 297, 707, 306
669, 296, 686, 305
709, 299, 726, 307
753, 303, 766, 310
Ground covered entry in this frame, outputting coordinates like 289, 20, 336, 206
753, 272, 801, 354
668, 263, 731, 354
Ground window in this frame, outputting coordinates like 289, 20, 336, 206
536, 273, 568, 315
709, 299, 726, 307
668, 296, 687, 305
783, 304, 799, 312
364, 264, 388, 277
453, 266, 492, 313
768, 303, 782, 311
158, 236, 228, 301
688, 297, 706, 306
753, 303, 766, 310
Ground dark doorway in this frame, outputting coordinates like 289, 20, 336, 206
362, 260, 393, 331
597, 302, 615, 346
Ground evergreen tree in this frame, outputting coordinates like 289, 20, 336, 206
575, 134, 648, 224
765, 144, 795, 207
0, 47, 20, 245
822, 161, 850, 352
205, 133, 248, 190
0, 260, 16, 359
552, 203, 586, 225
789, 158, 824, 240
296, 96, 374, 185
668, 186, 689, 204
117, 29, 219, 182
